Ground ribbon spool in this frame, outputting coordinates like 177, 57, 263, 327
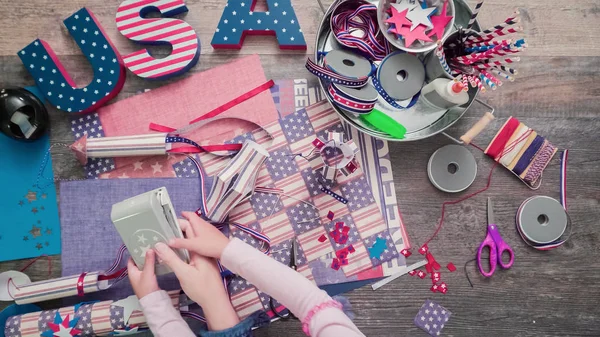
516, 196, 568, 247
330, 0, 391, 61
376, 52, 424, 100
428, 144, 477, 193
324, 49, 373, 80
327, 83, 378, 114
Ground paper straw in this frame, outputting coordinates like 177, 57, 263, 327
479, 72, 498, 89
436, 41, 452, 75
467, 75, 478, 88
461, 75, 470, 91
467, 26, 523, 43
491, 67, 515, 81
466, 39, 511, 47
480, 69, 503, 86
466, 1, 484, 31
472, 75, 486, 92
514, 38, 526, 47
480, 14, 520, 34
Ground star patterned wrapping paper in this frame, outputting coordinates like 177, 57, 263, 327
414, 300, 452, 337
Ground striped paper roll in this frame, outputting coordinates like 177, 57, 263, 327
71, 133, 169, 164
13, 272, 106, 305
5, 291, 181, 337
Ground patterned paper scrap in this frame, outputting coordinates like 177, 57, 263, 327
414, 300, 452, 337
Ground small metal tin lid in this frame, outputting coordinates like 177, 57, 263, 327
428, 144, 477, 193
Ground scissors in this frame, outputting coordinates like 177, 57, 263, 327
269, 239, 299, 319
477, 198, 515, 277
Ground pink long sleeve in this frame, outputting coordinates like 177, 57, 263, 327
139, 290, 196, 337
221, 238, 365, 337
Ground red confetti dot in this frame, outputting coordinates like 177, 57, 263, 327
400, 249, 412, 257
447, 262, 457, 272
318, 235, 327, 242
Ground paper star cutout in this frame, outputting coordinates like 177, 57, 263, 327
29, 225, 42, 238
396, 25, 432, 47
427, 1, 452, 40
112, 295, 143, 325
25, 190, 37, 202
391, 0, 418, 14
406, 5, 436, 30
41, 313, 81, 337
385, 7, 411, 30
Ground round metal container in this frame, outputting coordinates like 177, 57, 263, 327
315, 0, 482, 141
377, 0, 455, 54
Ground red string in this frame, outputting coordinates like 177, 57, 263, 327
98, 267, 128, 281
422, 143, 499, 247
485, 117, 520, 159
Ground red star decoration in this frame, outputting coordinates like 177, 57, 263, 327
385, 7, 411, 31
47, 314, 81, 337
427, 0, 453, 40
396, 25, 432, 47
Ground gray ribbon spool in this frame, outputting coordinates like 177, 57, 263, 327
518, 196, 568, 244
335, 82, 378, 101
324, 49, 372, 80
428, 144, 477, 193
377, 52, 425, 100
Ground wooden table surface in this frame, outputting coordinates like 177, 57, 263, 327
1, 0, 599, 336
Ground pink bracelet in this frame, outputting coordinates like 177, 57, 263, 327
302, 300, 344, 336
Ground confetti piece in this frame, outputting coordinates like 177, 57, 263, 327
318, 235, 327, 242
401, 249, 412, 257
419, 244, 429, 255
408, 270, 417, 276
447, 263, 456, 272
368, 237, 387, 259
417, 270, 427, 279
327, 210, 335, 220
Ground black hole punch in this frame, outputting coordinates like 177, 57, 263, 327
342, 59, 355, 67
447, 163, 458, 174
396, 70, 408, 82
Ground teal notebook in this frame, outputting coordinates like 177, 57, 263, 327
0, 124, 60, 262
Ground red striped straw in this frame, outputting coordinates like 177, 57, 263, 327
461, 75, 470, 91
472, 75, 486, 92
480, 12, 520, 34
480, 69, 502, 86
465, 39, 511, 47
467, 26, 523, 43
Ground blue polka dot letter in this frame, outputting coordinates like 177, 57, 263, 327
18, 8, 126, 114
211, 0, 306, 50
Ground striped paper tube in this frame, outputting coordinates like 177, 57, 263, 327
467, 26, 523, 43
479, 73, 497, 90
486, 56, 520, 64
461, 75, 470, 91
480, 14, 520, 34
13, 272, 106, 305
491, 67, 515, 81
436, 42, 451, 75
466, 1, 484, 30
480, 69, 503, 86
472, 75, 486, 92
497, 64, 518, 74
4, 291, 181, 337
70, 133, 169, 164
465, 39, 510, 47
467, 75, 478, 88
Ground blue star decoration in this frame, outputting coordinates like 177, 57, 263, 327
18, 8, 125, 114
41, 312, 81, 337
211, 0, 306, 50
368, 237, 387, 259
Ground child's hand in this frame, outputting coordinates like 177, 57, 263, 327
168, 212, 230, 259
127, 250, 161, 299
154, 219, 229, 308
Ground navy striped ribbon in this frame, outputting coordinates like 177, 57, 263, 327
305, 58, 369, 88
371, 74, 420, 110
512, 135, 544, 175
332, 3, 391, 61
326, 83, 377, 114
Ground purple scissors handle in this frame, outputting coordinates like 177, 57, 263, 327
477, 224, 515, 277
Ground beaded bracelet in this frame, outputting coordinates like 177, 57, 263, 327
302, 300, 344, 336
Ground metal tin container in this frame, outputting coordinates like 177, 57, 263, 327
315, 0, 490, 142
